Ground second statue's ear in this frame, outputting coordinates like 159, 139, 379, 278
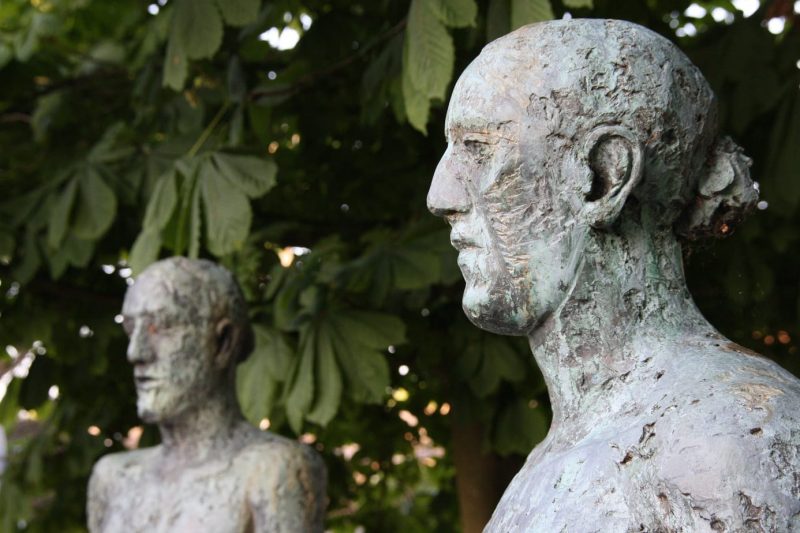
579, 125, 644, 229
214, 318, 234, 370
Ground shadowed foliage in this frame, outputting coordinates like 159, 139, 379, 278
0, 0, 798, 531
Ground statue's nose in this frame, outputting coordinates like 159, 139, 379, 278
126, 322, 154, 364
427, 150, 471, 217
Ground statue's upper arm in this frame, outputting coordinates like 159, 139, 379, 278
86, 455, 115, 533
247, 443, 327, 533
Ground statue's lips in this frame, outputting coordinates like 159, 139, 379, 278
134, 375, 159, 390
450, 230, 479, 251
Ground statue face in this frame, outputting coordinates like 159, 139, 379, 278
428, 62, 581, 335
121, 270, 219, 424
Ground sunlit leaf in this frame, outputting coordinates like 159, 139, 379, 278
129, 227, 162, 275
404, 0, 454, 101
511, 0, 554, 30
430, 0, 478, 28
142, 169, 178, 230
199, 158, 252, 256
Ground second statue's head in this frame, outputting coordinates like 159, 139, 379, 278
121, 257, 254, 424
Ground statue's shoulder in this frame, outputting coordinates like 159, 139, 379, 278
637, 345, 800, 525
90, 447, 158, 481
696, 341, 800, 428
233, 430, 327, 525
235, 430, 325, 477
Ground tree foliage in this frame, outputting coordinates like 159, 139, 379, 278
0, 0, 798, 531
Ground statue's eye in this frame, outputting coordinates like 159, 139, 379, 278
463, 139, 491, 160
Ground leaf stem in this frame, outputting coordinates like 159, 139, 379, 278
188, 103, 230, 157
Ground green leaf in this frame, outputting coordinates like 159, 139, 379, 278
44, 235, 69, 279
47, 178, 77, 249
200, 158, 252, 256
215, 0, 260, 27
306, 324, 343, 426
63, 234, 94, 268
211, 153, 278, 198
0, 42, 12, 69
129, 227, 162, 275
493, 398, 549, 455
13, 227, 41, 285
163, 31, 189, 90
236, 325, 292, 425
511, 0, 554, 30
31, 92, 63, 143
562, 0, 592, 8
328, 311, 404, 403
404, 0, 455, 101
143, 170, 178, 230
487, 0, 511, 41
0, 231, 14, 263
162, 163, 198, 255
333, 311, 406, 349
172, 0, 223, 60
491, 336, 526, 382
286, 329, 315, 433
87, 123, 134, 164
430, 0, 478, 28
331, 332, 390, 404
257, 325, 294, 380
71, 166, 117, 240
401, 68, 430, 135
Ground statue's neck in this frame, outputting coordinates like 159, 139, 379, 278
157, 386, 244, 461
527, 228, 713, 442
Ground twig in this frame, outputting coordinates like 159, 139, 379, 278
0, 113, 31, 124
187, 103, 230, 157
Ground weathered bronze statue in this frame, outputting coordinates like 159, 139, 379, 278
87, 257, 326, 532
428, 19, 800, 532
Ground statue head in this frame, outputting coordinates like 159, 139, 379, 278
428, 19, 757, 336
121, 257, 254, 424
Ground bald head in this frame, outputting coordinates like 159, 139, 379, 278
125, 257, 254, 366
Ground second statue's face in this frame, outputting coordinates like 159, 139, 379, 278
428, 59, 583, 335
121, 268, 219, 424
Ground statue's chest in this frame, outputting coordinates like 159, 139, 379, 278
486, 444, 636, 532
103, 462, 251, 533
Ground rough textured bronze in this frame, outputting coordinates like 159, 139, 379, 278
87, 257, 326, 532
428, 19, 800, 532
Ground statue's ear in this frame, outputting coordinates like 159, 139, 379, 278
579, 125, 644, 228
214, 318, 235, 370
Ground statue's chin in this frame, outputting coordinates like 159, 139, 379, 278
136, 399, 163, 424
462, 285, 536, 336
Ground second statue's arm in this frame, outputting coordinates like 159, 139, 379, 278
245, 440, 327, 533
